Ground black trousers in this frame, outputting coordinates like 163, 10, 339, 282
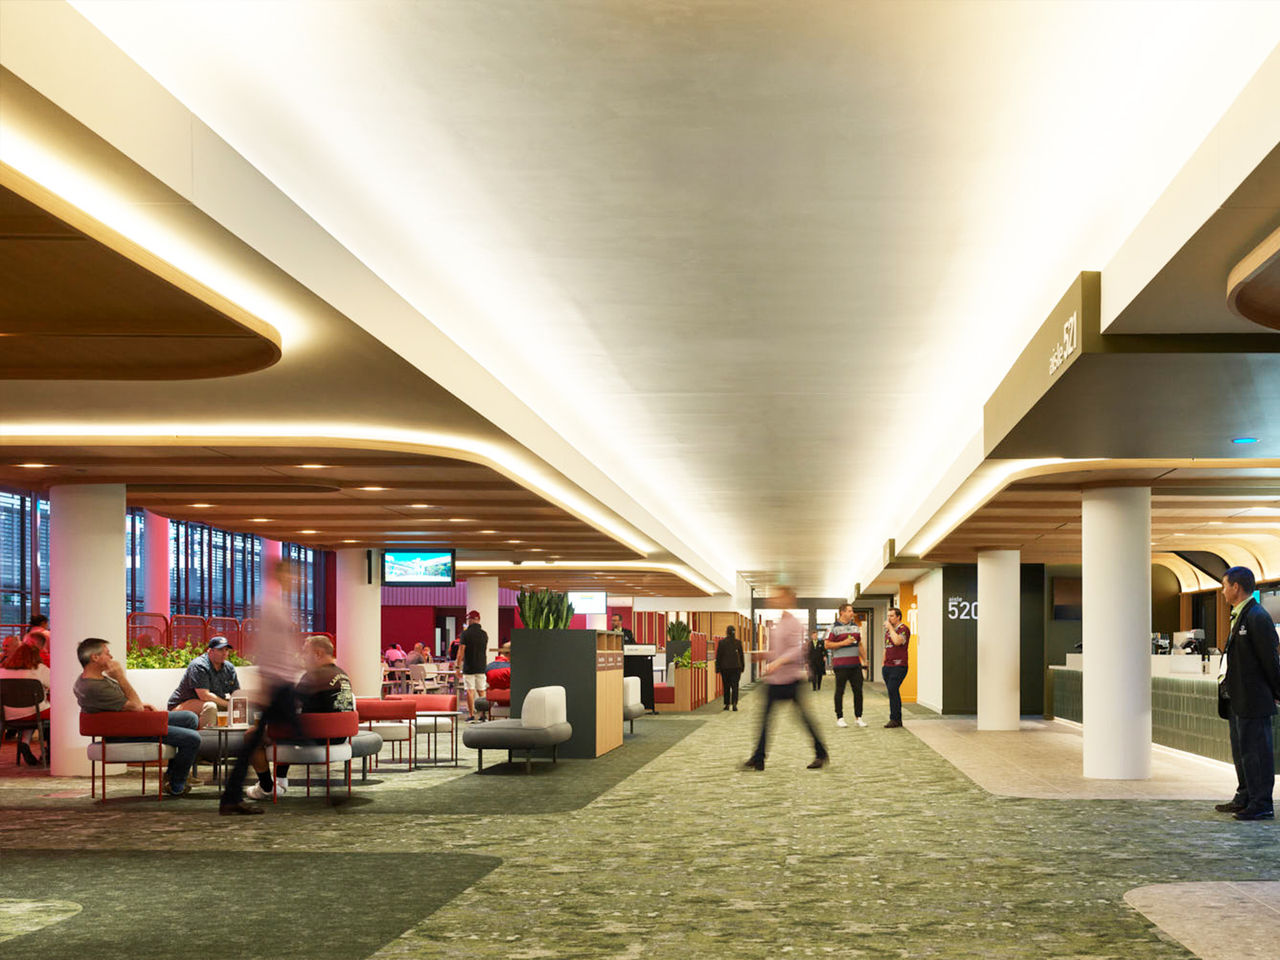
720, 670, 741, 707
882, 665, 908, 723
1229, 713, 1275, 811
833, 665, 863, 719
749, 681, 827, 762
810, 673, 823, 692
219, 681, 298, 806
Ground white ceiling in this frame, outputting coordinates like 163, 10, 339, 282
65, 0, 1280, 595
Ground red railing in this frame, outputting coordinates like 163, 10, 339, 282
126, 612, 169, 650
169, 614, 209, 649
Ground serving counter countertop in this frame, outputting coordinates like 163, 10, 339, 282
1056, 653, 1220, 678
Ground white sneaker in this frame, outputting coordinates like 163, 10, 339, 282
855, 717, 868, 727
244, 783, 268, 801
275, 778, 288, 796
836, 717, 848, 728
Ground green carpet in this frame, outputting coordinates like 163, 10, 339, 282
3, 682, 1279, 958
0, 850, 499, 960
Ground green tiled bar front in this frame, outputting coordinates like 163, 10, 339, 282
1049, 666, 1280, 765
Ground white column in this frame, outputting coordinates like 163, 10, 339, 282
49, 484, 126, 777
467, 576, 500, 657
1082, 486, 1152, 779
977, 549, 1021, 730
142, 510, 170, 618
335, 549, 382, 698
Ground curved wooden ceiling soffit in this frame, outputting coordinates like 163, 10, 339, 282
0, 440, 710, 596
1228, 221, 1280, 332
903, 459, 1280, 582
0, 168, 281, 379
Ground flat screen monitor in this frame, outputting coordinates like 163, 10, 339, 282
382, 549, 456, 587
568, 590, 607, 615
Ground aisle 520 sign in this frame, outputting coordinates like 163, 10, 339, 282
947, 597, 978, 620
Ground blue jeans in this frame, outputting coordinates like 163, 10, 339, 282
882, 665, 908, 724
1229, 713, 1275, 811
111, 709, 200, 787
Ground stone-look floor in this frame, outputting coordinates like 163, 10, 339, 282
1126, 881, 1280, 960
905, 716, 1238, 800
2, 684, 1278, 959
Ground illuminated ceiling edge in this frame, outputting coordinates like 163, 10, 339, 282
0, 427, 689, 573
455, 560, 719, 597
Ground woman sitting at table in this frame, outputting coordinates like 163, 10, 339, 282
0, 639, 50, 765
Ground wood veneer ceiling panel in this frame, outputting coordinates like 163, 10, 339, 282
0, 444, 659, 574
0, 183, 280, 379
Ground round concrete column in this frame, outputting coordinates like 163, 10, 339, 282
142, 510, 170, 618
1082, 486, 1152, 779
335, 549, 382, 697
466, 576, 500, 657
49, 484, 126, 777
977, 549, 1021, 730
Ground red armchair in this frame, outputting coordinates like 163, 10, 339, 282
80, 710, 174, 802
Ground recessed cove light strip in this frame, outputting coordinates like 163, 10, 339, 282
0, 423, 660, 558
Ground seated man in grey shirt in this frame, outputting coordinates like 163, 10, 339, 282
73, 637, 202, 797
168, 636, 241, 728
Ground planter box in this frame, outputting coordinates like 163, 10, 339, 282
656, 666, 707, 712
511, 629, 623, 759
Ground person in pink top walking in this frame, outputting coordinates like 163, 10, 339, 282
744, 587, 829, 771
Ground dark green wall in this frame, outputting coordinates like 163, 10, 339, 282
1044, 564, 1082, 669
1020, 564, 1046, 714
939, 563, 1046, 716
941, 565, 978, 714
1151, 563, 1181, 635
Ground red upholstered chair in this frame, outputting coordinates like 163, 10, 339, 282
387, 693, 459, 763
80, 710, 174, 802
268, 711, 358, 801
355, 698, 417, 769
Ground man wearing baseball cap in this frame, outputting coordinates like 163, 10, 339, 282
168, 635, 242, 728
455, 610, 489, 722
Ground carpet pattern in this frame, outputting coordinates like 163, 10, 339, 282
2, 682, 1277, 958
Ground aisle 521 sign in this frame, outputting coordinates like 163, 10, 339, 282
947, 597, 978, 620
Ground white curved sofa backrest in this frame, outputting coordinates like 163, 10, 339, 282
521, 685, 567, 727
623, 675, 642, 707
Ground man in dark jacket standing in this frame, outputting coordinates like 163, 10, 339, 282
715, 626, 745, 711
1216, 566, 1280, 820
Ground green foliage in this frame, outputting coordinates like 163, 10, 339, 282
666, 619, 691, 645
669, 648, 705, 670
126, 642, 252, 670
516, 588, 575, 629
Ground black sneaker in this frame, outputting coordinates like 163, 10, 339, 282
1234, 807, 1275, 821
1215, 800, 1247, 813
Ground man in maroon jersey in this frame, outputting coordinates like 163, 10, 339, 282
882, 606, 911, 728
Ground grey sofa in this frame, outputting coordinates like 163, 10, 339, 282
461, 685, 572, 773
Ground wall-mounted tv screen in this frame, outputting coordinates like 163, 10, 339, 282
567, 591, 607, 615
382, 549, 456, 587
